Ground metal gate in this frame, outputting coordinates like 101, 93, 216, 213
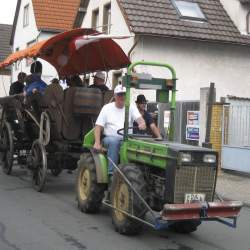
156, 101, 200, 145
221, 103, 250, 173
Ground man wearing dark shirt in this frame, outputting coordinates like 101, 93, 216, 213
9, 72, 26, 95
88, 71, 109, 92
133, 94, 162, 139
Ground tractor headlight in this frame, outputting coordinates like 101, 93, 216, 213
203, 154, 216, 163
180, 152, 192, 163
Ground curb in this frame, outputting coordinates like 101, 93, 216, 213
216, 192, 250, 208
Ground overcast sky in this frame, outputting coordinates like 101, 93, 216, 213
0, 1, 18, 25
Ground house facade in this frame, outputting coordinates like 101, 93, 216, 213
220, 0, 250, 35
10, 0, 87, 83
0, 24, 12, 96
82, 0, 250, 101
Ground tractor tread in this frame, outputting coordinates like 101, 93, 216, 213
76, 153, 106, 213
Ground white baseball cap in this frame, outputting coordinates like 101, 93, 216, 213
114, 85, 126, 94
94, 71, 105, 80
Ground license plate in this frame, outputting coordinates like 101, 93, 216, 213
185, 193, 206, 203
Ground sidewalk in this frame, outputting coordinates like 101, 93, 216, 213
216, 170, 250, 207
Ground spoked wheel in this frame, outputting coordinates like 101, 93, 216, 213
76, 153, 106, 213
110, 165, 148, 235
31, 140, 47, 192
0, 121, 14, 175
50, 167, 62, 177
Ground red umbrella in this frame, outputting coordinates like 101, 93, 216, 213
0, 28, 131, 76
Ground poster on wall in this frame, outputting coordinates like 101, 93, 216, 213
187, 111, 200, 126
186, 111, 200, 141
186, 126, 200, 141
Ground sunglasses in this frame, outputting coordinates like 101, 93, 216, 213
116, 92, 126, 97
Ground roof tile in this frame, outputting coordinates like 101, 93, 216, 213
32, 0, 81, 31
0, 24, 12, 62
118, 0, 250, 45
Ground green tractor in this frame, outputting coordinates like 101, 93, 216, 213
76, 61, 242, 235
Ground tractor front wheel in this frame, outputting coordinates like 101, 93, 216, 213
76, 153, 106, 213
110, 164, 147, 235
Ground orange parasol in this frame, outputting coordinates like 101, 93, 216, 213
0, 28, 131, 76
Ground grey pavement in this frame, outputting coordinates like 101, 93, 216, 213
0, 167, 250, 250
216, 170, 250, 207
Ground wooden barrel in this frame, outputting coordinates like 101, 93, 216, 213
73, 87, 103, 115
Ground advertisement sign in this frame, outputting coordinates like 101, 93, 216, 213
186, 126, 200, 141
187, 111, 200, 126
186, 111, 200, 141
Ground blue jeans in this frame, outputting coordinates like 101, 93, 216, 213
103, 136, 122, 175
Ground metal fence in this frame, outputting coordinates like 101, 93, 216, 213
222, 105, 250, 147
156, 101, 200, 145
221, 103, 250, 173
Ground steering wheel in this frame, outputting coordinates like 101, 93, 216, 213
117, 126, 153, 138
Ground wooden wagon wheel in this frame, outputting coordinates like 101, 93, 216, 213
0, 121, 14, 175
31, 140, 47, 192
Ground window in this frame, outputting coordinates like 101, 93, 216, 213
15, 48, 19, 71
103, 3, 111, 34
173, 0, 206, 21
91, 8, 99, 30
23, 4, 29, 27
112, 71, 122, 89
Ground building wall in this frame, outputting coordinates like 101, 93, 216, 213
82, 1, 250, 102
0, 74, 11, 97
132, 37, 250, 101
12, 0, 58, 83
82, 0, 134, 54
81, 0, 135, 90
220, 0, 250, 34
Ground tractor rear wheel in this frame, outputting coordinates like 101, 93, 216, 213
169, 220, 201, 234
76, 153, 106, 213
110, 164, 147, 235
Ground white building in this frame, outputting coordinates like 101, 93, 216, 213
10, 0, 87, 83
82, 0, 250, 101
0, 24, 12, 96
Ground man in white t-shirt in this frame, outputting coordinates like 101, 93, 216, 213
94, 85, 146, 175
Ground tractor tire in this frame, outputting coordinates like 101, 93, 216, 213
169, 220, 201, 234
76, 153, 106, 213
110, 164, 147, 235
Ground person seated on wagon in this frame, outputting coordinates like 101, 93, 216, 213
9, 72, 27, 95
68, 75, 84, 87
24, 61, 47, 96
88, 72, 109, 92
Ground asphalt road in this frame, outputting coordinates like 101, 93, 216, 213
0, 167, 249, 250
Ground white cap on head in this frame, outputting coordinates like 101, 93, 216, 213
94, 71, 105, 80
114, 85, 126, 94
